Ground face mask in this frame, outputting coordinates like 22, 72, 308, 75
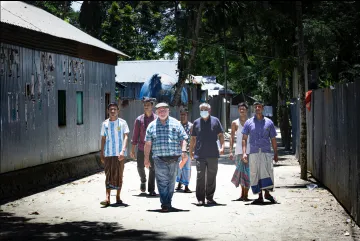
200, 110, 209, 118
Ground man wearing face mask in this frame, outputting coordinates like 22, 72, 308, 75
144, 102, 188, 212
189, 103, 225, 206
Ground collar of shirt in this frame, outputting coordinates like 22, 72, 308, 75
200, 116, 211, 123
157, 117, 169, 126
253, 115, 265, 122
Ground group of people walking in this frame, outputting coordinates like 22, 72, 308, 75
99, 97, 278, 212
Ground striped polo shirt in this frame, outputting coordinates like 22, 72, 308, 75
101, 118, 130, 157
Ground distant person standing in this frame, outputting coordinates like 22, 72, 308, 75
130, 97, 157, 196
175, 106, 193, 193
190, 103, 225, 206
144, 103, 188, 212
100, 102, 129, 207
242, 101, 278, 204
230, 102, 251, 201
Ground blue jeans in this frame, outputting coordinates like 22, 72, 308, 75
153, 156, 179, 208
176, 155, 191, 186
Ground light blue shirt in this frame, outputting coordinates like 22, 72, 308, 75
145, 117, 188, 157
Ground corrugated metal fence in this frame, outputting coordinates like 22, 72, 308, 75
307, 81, 360, 224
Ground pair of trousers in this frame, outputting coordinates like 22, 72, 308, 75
137, 150, 155, 192
153, 156, 179, 208
195, 158, 218, 202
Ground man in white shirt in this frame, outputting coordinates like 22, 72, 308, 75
230, 102, 251, 201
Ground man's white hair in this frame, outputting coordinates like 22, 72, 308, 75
199, 103, 211, 109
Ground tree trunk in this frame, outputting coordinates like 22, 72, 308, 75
296, 1, 307, 180
171, 2, 204, 106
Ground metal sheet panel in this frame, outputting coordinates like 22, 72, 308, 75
0, 43, 115, 174
0, 1, 128, 57
309, 82, 360, 225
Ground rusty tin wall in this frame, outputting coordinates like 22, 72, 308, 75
0, 43, 115, 174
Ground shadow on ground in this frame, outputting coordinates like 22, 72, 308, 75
0, 211, 201, 241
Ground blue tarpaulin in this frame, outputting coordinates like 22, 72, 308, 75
139, 73, 188, 104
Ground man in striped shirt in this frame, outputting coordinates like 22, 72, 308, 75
144, 102, 188, 212
100, 102, 129, 207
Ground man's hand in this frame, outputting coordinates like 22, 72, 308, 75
118, 151, 125, 161
130, 150, 136, 159
219, 147, 224, 155
100, 153, 105, 164
179, 152, 188, 169
144, 158, 151, 168
229, 152, 234, 161
273, 153, 278, 163
242, 153, 248, 164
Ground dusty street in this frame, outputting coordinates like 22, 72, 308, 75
1, 132, 359, 241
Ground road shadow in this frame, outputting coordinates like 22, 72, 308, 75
0, 211, 200, 241
231, 198, 254, 202
109, 202, 130, 208
132, 193, 159, 198
191, 203, 227, 207
147, 207, 190, 213
245, 201, 281, 206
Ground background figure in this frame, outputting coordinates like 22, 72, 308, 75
190, 103, 225, 206
100, 102, 129, 207
130, 97, 157, 196
144, 103, 188, 212
175, 106, 193, 193
230, 102, 251, 201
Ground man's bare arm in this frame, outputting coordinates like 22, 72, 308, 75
271, 137, 278, 162
242, 134, 248, 155
100, 136, 106, 163
218, 133, 225, 154
189, 136, 196, 159
144, 141, 152, 168
229, 121, 237, 154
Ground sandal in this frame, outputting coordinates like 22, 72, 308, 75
243, 197, 251, 202
251, 198, 264, 204
265, 195, 278, 204
100, 200, 110, 207
116, 199, 123, 204
236, 197, 244, 201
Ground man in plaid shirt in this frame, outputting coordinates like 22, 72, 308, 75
144, 102, 188, 212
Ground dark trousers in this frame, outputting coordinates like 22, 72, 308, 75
196, 157, 218, 202
137, 150, 155, 192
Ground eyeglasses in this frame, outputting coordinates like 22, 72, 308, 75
157, 108, 169, 113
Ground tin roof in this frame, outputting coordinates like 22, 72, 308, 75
116, 60, 178, 83
0, 1, 129, 57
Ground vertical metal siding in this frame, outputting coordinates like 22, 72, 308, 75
0, 43, 115, 174
307, 81, 360, 225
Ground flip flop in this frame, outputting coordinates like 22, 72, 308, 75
265, 195, 278, 204
251, 198, 264, 204
236, 197, 244, 201
100, 200, 110, 207
116, 199, 123, 204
